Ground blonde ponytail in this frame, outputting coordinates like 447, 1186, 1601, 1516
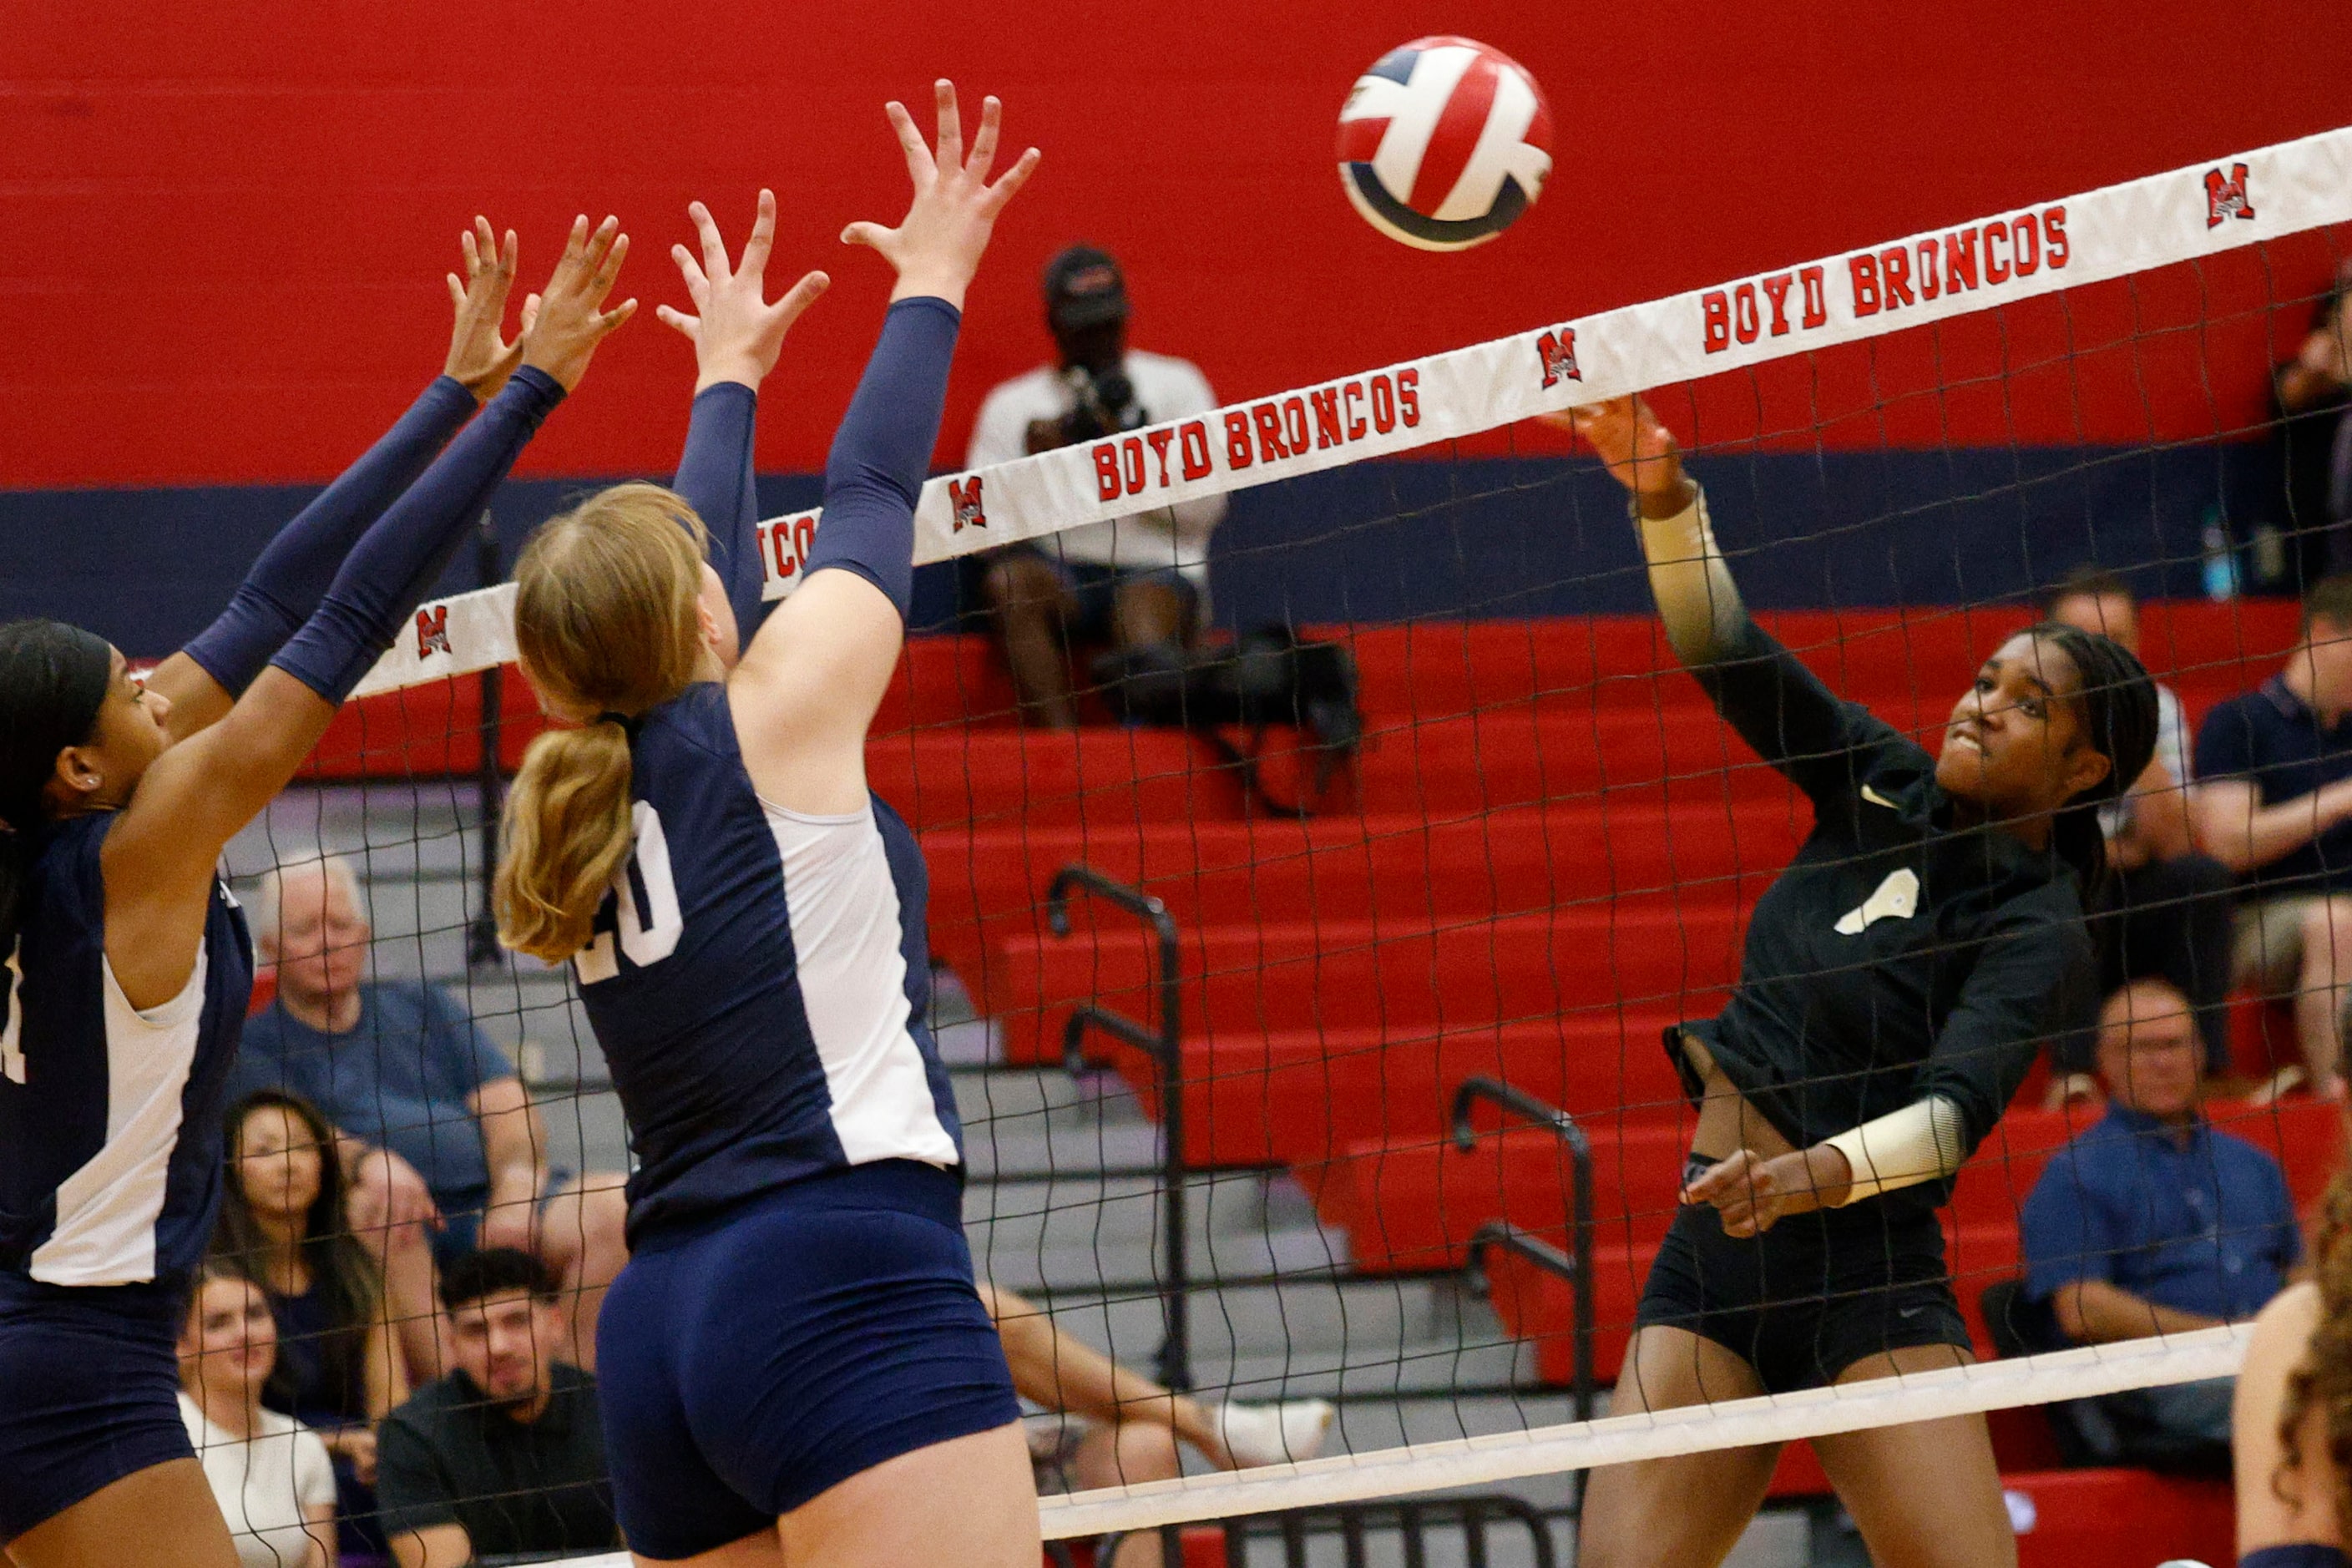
493, 483, 710, 963
496, 723, 637, 961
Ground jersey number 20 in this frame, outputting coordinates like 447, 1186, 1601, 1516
576, 802, 685, 984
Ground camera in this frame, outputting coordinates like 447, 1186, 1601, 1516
1024, 365, 1147, 454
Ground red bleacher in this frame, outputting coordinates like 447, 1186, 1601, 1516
322, 599, 2309, 1541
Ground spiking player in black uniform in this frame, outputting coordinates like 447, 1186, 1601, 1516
1557, 397, 2158, 1568
0, 216, 634, 1567
491, 83, 1042, 1568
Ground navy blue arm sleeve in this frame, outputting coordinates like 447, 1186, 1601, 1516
183, 376, 478, 694
271, 367, 565, 703
803, 296, 962, 619
672, 382, 769, 640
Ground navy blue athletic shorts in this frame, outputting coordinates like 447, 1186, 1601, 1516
0, 1280, 194, 1545
595, 1160, 1020, 1560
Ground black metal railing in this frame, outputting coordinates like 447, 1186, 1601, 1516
466, 510, 507, 969
1047, 864, 1190, 1392
1094, 1493, 1560, 1568
1451, 1078, 1596, 1425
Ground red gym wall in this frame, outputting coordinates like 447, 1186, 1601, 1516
5, 0, 2350, 491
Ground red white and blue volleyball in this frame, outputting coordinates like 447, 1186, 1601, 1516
1336, 36, 1553, 252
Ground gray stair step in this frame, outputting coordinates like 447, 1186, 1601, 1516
1017, 1273, 1476, 1364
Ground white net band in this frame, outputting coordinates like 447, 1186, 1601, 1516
353, 123, 2352, 700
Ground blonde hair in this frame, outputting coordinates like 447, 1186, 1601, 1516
495, 483, 708, 962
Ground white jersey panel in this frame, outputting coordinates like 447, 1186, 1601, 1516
762, 799, 959, 1168
29, 947, 209, 1286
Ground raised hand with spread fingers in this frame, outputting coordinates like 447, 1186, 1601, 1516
660, 191, 831, 395
518, 215, 637, 393
443, 216, 542, 404
842, 79, 1040, 308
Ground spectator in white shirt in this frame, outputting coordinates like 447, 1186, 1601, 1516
967, 245, 1227, 727
178, 1264, 338, 1568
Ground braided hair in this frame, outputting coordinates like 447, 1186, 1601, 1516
2018, 620, 2160, 893
0, 620, 114, 953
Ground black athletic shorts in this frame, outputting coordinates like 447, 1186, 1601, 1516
1634, 1167, 1971, 1394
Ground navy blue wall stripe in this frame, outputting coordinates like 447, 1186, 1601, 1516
0, 446, 2304, 659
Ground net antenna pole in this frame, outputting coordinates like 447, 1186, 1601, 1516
1048, 866, 1190, 1392
466, 509, 506, 970
1452, 1078, 1596, 1432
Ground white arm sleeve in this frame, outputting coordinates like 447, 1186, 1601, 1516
1821, 1095, 1969, 1204
1637, 486, 1747, 667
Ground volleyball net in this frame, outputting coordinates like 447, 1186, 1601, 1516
212, 123, 2352, 1561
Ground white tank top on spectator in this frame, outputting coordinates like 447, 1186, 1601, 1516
178, 1393, 335, 1568
964, 350, 1227, 589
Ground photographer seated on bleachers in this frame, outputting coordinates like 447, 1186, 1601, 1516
235, 852, 627, 1374
2016, 979, 2303, 1472
375, 1250, 620, 1568
968, 244, 1225, 729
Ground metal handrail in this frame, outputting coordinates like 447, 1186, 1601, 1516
1449, 1077, 1596, 1426
1046, 865, 1190, 1393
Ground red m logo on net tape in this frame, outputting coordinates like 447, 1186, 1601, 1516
2206, 163, 2255, 228
414, 604, 452, 659
948, 475, 987, 533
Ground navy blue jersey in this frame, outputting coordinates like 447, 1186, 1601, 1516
575, 683, 961, 1243
0, 812, 254, 1297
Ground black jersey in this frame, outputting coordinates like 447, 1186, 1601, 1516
1677, 620, 2094, 1216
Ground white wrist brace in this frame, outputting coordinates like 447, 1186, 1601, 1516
1820, 1095, 1967, 1205
1636, 484, 1746, 665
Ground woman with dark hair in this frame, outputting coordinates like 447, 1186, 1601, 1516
213, 1091, 401, 1509
176, 1262, 336, 1568
1556, 397, 2159, 1568
0, 218, 632, 1568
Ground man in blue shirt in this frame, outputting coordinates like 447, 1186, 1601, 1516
233, 853, 627, 1380
2021, 977, 2302, 1457
2192, 574, 2352, 1099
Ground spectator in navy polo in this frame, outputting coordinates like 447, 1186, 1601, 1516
2020, 979, 2301, 1462
967, 244, 1226, 728
2193, 576, 2352, 1099
233, 852, 628, 1377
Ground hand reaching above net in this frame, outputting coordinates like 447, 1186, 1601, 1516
658, 190, 831, 396
443, 216, 540, 404
842, 79, 1041, 310
518, 214, 637, 393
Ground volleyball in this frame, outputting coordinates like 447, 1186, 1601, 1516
1335, 36, 1553, 251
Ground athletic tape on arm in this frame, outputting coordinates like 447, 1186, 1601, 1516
353, 123, 2352, 699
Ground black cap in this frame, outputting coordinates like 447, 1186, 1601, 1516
1043, 245, 1129, 333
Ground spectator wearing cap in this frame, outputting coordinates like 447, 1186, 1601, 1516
967, 244, 1227, 728
2041, 566, 2237, 1101
374, 1249, 620, 1568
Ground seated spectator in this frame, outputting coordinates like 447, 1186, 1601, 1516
982, 1282, 1333, 1568
2043, 567, 2236, 1100
2233, 1160, 2352, 1563
968, 245, 1227, 728
178, 1263, 338, 1568
2193, 578, 2352, 1099
376, 1249, 620, 1568
235, 852, 629, 1370
214, 1089, 404, 1558
2273, 259, 2352, 587
2021, 979, 2302, 1469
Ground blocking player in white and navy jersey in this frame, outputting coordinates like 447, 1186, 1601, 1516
491, 83, 1041, 1568
0, 220, 634, 1567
